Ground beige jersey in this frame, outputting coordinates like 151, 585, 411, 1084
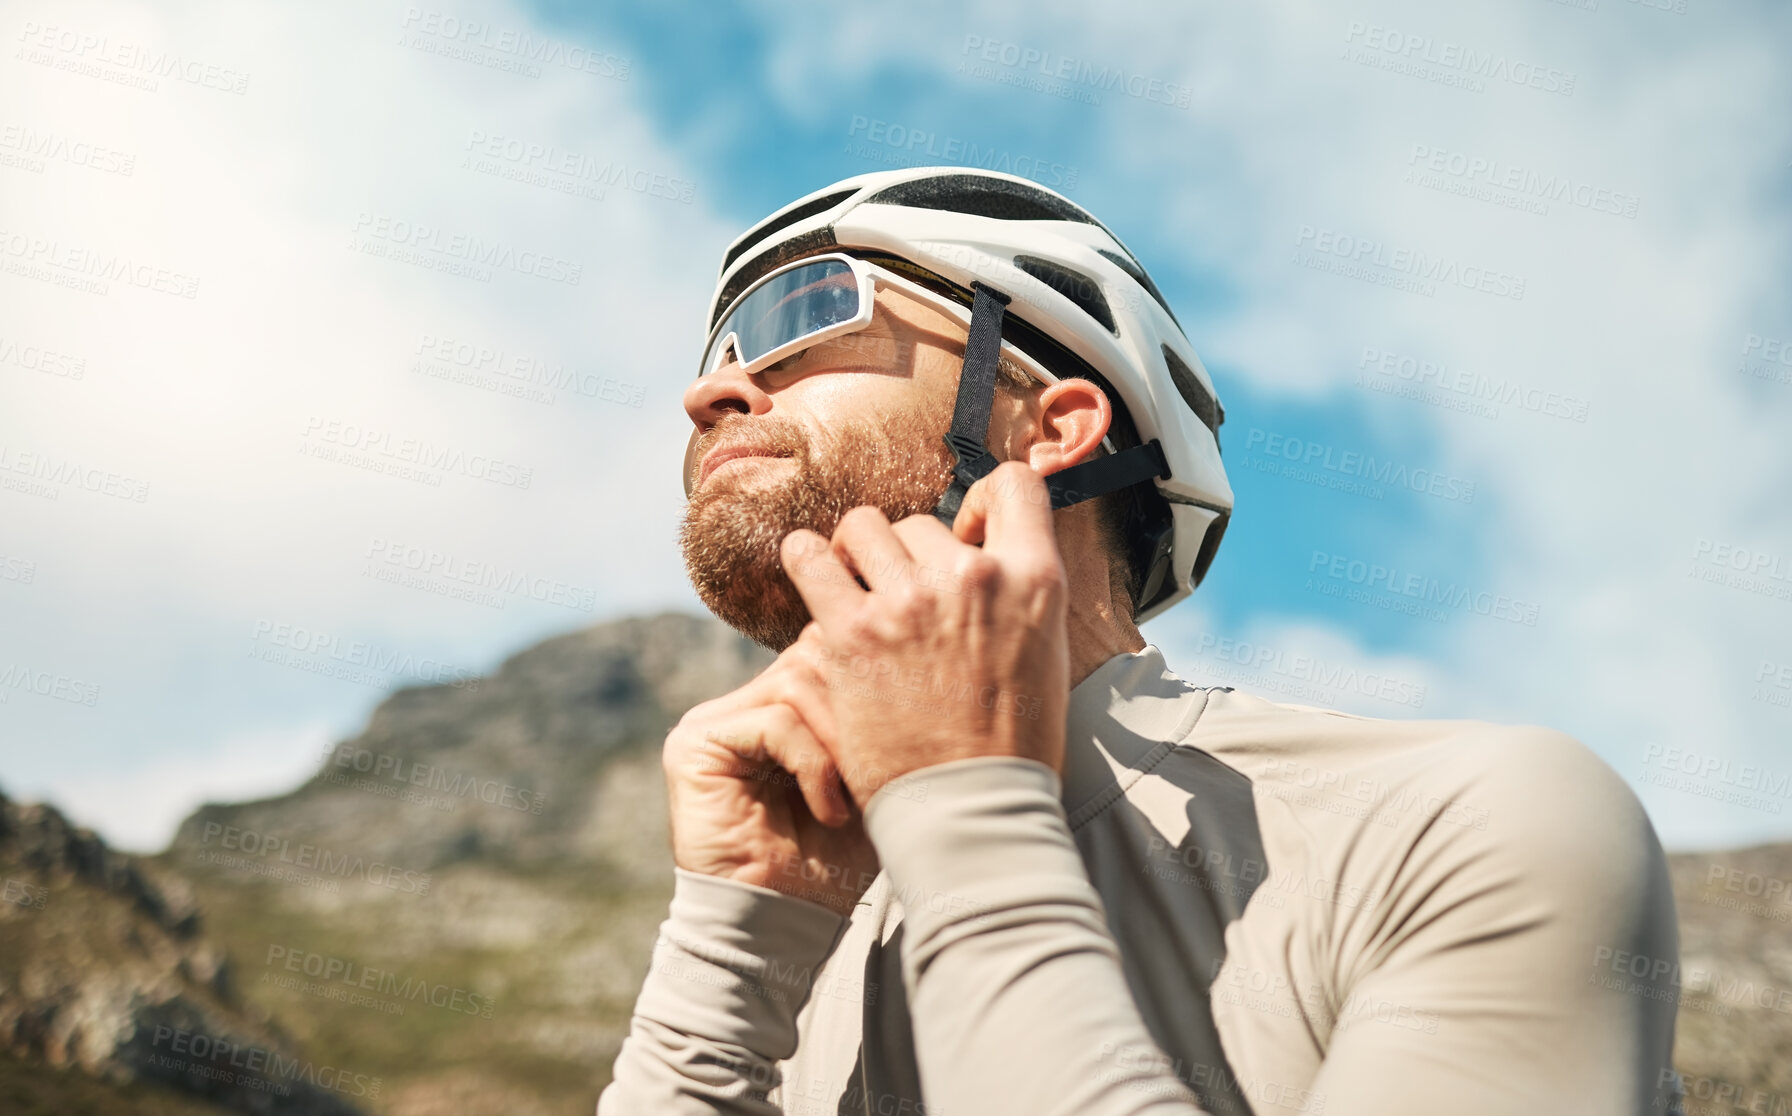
599, 646, 1683, 1116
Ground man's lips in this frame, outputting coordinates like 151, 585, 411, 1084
697, 445, 790, 486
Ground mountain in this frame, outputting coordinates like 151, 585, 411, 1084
152, 611, 774, 1113
169, 612, 773, 873
5, 609, 1787, 1111
0, 790, 371, 1115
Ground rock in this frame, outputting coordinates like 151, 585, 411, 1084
0, 790, 371, 1114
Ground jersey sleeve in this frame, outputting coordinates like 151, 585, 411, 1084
865, 756, 1219, 1116
597, 868, 847, 1116
864, 736, 1681, 1116
1306, 727, 1683, 1116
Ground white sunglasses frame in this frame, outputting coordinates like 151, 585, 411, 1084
698, 251, 1060, 389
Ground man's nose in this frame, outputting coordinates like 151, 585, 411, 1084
682, 357, 774, 434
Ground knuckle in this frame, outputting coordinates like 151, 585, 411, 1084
837, 505, 887, 533
954, 552, 1001, 593
840, 607, 886, 647
765, 703, 802, 738
1019, 556, 1066, 593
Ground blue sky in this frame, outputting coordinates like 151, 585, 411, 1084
1, 0, 1787, 851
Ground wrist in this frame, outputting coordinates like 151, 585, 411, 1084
630, 869, 849, 1058
863, 756, 1096, 927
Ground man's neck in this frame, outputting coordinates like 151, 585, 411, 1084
1055, 510, 1147, 689
1068, 598, 1146, 689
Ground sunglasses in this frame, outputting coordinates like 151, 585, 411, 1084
698, 251, 1056, 385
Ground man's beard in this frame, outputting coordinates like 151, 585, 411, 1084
679, 399, 955, 651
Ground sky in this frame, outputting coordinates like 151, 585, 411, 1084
1, 0, 1787, 853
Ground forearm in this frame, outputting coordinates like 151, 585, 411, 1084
598, 868, 845, 1116
865, 757, 1212, 1116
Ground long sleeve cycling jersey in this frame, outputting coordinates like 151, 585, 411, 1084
598, 645, 1684, 1116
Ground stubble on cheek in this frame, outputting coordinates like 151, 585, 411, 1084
677, 404, 954, 651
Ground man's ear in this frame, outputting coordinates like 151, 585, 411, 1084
1027, 378, 1112, 475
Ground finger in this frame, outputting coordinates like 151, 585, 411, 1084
888, 513, 969, 579
695, 704, 849, 826
769, 628, 842, 746
828, 506, 916, 594
953, 459, 1057, 555
692, 644, 840, 748
781, 528, 865, 629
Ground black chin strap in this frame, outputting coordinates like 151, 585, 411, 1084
930, 282, 1172, 528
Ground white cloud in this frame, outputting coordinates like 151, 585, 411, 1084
32, 721, 334, 853
0, 0, 724, 845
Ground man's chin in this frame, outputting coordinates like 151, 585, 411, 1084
701, 575, 810, 652
680, 494, 815, 652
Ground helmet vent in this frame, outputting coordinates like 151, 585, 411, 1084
1097, 248, 1182, 331
865, 173, 1100, 226
722, 187, 859, 273
1014, 255, 1117, 335
1161, 345, 1224, 442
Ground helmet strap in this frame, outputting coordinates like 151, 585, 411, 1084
930, 282, 1173, 529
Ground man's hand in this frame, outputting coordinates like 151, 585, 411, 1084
662, 625, 879, 917
779, 461, 1072, 806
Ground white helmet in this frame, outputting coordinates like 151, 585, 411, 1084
704, 167, 1232, 623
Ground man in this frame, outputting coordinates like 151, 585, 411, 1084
598, 168, 1683, 1115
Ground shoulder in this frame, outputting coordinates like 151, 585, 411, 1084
1438, 726, 1668, 909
